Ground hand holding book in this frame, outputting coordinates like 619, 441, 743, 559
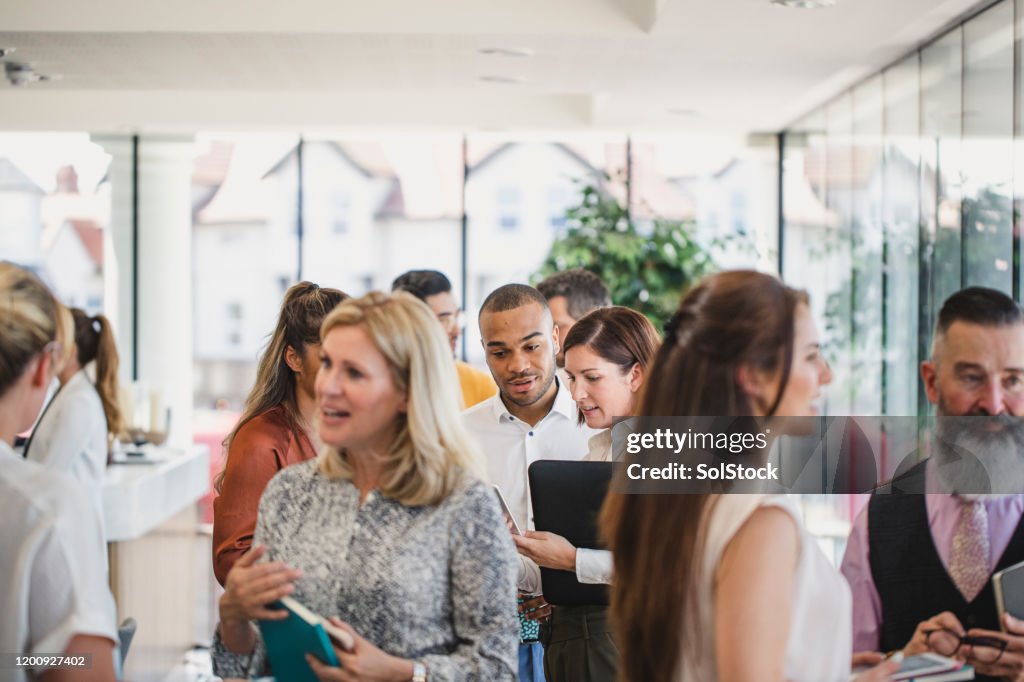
305, 617, 418, 682
219, 544, 303, 657
220, 544, 303, 625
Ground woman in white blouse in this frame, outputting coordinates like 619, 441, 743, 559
0, 263, 117, 681
512, 306, 659, 682
600, 270, 896, 682
27, 307, 123, 531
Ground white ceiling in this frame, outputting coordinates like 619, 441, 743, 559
0, 0, 987, 134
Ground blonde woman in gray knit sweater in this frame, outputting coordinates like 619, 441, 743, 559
213, 292, 519, 682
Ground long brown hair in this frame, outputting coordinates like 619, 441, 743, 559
69, 308, 124, 439
599, 270, 808, 682
562, 306, 660, 424
215, 281, 346, 492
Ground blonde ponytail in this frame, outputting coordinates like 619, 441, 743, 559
0, 262, 63, 398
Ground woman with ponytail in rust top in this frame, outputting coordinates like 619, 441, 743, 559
212, 281, 346, 585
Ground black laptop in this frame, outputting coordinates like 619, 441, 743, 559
528, 460, 613, 607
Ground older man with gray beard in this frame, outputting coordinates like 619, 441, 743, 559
841, 287, 1024, 682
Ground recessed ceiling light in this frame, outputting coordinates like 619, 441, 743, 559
478, 47, 534, 58
667, 107, 700, 117
479, 75, 526, 84
771, 0, 836, 7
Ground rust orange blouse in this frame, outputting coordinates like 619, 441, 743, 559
212, 405, 316, 585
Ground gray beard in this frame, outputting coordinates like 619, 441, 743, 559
932, 405, 1024, 497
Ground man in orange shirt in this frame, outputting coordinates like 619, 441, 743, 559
392, 269, 496, 408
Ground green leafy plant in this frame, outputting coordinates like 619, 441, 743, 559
533, 182, 722, 330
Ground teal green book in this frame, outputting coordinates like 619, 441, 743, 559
258, 596, 342, 682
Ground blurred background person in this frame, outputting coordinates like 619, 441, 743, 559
600, 270, 895, 682
213, 291, 518, 681
392, 268, 496, 408
0, 262, 118, 681
212, 281, 346, 585
25, 307, 123, 537
536, 269, 611, 369
512, 305, 659, 682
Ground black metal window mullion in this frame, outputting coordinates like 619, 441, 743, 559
296, 136, 305, 283
460, 135, 469, 362
959, 27, 968, 288
1015, 0, 1022, 302
131, 134, 140, 381
777, 132, 786, 277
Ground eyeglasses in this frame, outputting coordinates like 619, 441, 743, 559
924, 627, 1008, 663
437, 310, 465, 332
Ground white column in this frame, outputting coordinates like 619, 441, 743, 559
136, 136, 195, 450
91, 134, 199, 680
92, 134, 196, 450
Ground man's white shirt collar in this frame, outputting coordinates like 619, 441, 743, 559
488, 376, 577, 425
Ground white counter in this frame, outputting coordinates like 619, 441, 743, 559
102, 444, 210, 542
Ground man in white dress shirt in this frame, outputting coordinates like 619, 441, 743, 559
463, 283, 596, 682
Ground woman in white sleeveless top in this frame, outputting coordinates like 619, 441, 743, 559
687, 494, 853, 681
601, 271, 897, 682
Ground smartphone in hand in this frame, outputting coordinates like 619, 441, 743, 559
492, 485, 523, 535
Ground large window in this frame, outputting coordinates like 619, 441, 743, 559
850, 76, 884, 416
191, 133, 299, 413
629, 133, 778, 272
921, 29, 964, 343
464, 134, 626, 363
962, 1, 1014, 294
782, 0, 1024, 423
0, 133, 112, 314
781, 0, 1024, 541
300, 134, 464, 299
189, 130, 778, 439
882, 54, 921, 418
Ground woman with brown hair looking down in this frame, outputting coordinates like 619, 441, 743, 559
213, 281, 346, 585
600, 270, 897, 682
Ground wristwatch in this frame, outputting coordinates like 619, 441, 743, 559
411, 661, 427, 682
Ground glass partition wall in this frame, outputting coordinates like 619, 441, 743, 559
780, 0, 1024, 554
782, 0, 1024, 422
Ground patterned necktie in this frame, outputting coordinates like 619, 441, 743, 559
949, 499, 991, 602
